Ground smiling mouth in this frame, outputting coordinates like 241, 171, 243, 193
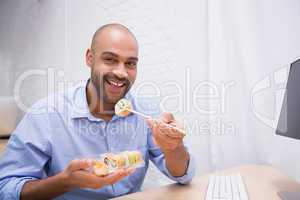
106, 79, 126, 88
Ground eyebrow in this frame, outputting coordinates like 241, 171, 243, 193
127, 57, 138, 62
101, 51, 138, 61
101, 51, 118, 57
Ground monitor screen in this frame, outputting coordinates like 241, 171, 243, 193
276, 59, 300, 140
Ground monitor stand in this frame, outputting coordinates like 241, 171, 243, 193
278, 191, 300, 200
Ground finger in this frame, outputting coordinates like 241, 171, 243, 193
125, 167, 136, 174
119, 168, 136, 178
111, 169, 135, 183
152, 128, 173, 146
148, 119, 162, 138
156, 133, 179, 148
102, 169, 131, 185
74, 171, 110, 189
77, 170, 101, 179
151, 120, 171, 138
149, 120, 174, 148
160, 112, 175, 124
117, 168, 136, 178
156, 121, 185, 139
69, 159, 91, 171
164, 126, 185, 139
100, 171, 123, 184
86, 159, 96, 166
84, 169, 136, 188
151, 121, 165, 141
153, 126, 184, 148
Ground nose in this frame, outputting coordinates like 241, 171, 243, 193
112, 63, 128, 79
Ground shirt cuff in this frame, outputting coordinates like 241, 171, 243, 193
15, 177, 39, 200
163, 153, 196, 184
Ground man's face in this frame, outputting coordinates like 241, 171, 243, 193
86, 29, 138, 105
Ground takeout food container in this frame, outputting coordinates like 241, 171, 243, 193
91, 150, 144, 176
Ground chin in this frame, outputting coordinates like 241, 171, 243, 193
105, 89, 128, 104
105, 94, 124, 104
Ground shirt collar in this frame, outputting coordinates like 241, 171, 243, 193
70, 79, 133, 122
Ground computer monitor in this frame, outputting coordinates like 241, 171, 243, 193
276, 59, 300, 139
276, 59, 300, 200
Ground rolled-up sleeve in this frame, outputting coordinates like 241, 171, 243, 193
159, 151, 196, 184
0, 111, 51, 200
147, 129, 196, 184
0, 177, 38, 200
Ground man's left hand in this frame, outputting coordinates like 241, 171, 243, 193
146, 112, 185, 152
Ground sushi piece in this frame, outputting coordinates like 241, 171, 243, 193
111, 154, 128, 168
115, 99, 132, 117
93, 161, 109, 176
124, 151, 143, 166
103, 154, 117, 169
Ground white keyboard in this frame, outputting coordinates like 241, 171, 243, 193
205, 174, 249, 200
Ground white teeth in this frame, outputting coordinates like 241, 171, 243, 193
109, 80, 124, 87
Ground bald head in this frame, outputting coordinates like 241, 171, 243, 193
90, 23, 138, 52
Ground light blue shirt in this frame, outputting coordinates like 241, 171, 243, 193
0, 80, 195, 200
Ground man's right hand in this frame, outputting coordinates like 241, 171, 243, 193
21, 159, 134, 200
62, 159, 134, 190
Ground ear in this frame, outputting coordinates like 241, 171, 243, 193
85, 48, 93, 68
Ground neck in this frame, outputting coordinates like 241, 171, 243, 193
86, 80, 114, 121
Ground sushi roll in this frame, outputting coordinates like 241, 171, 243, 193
112, 154, 128, 168
103, 154, 117, 169
93, 161, 109, 176
115, 99, 132, 117
124, 151, 143, 166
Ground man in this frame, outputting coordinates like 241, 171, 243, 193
0, 23, 195, 200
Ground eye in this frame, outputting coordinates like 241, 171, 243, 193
126, 61, 137, 69
104, 57, 118, 64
